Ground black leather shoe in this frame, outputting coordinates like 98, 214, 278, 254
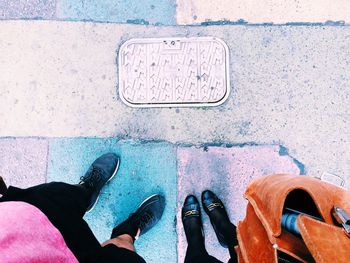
182, 195, 204, 245
111, 194, 165, 240
79, 153, 120, 212
202, 190, 235, 248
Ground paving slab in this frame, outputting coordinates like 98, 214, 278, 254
176, 0, 350, 25
0, 138, 47, 188
176, 145, 301, 262
0, 0, 56, 19
56, 0, 176, 25
0, 21, 350, 186
47, 138, 177, 263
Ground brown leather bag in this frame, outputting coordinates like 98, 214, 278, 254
235, 174, 350, 263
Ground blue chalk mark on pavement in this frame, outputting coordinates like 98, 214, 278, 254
57, 0, 176, 25
47, 138, 177, 263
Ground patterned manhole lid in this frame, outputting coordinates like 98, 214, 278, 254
118, 37, 230, 107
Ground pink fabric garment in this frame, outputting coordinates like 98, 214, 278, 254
0, 201, 78, 263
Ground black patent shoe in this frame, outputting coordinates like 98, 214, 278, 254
79, 153, 120, 212
111, 194, 166, 240
182, 195, 204, 245
202, 190, 235, 248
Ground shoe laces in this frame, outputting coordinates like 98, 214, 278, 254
138, 212, 155, 230
80, 166, 102, 188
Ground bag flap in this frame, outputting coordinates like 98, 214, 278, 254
297, 215, 350, 263
275, 229, 314, 262
244, 174, 350, 238
237, 203, 277, 263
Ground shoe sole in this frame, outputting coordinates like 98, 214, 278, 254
107, 158, 120, 183
138, 194, 159, 208
86, 158, 120, 213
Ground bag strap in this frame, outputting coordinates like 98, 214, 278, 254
298, 215, 350, 262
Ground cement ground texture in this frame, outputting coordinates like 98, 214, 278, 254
1, 1, 350, 263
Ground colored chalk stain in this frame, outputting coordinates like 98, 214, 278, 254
57, 0, 176, 25
47, 138, 177, 263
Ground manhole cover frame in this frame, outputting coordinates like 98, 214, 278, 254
118, 37, 231, 108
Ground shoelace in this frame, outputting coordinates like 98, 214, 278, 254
80, 166, 102, 188
138, 212, 155, 231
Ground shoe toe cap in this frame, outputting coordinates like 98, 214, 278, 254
202, 190, 216, 201
95, 153, 120, 174
182, 195, 200, 215
184, 195, 199, 206
102, 153, 120, 165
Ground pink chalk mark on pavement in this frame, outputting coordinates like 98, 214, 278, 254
177, 145, 301, 262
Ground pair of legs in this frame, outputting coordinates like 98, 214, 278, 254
0, 153, 165, 263
182, 191, 238, 263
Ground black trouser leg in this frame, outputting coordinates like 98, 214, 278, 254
95, 244, 146, 263
184, 237, 238, 263
227, 245, 238, 263
1, 182, 91, 216
0, 183, 92, 221
184, 242, 223, 263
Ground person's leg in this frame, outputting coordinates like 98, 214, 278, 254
111, 194, 165, 240
74, 233, 146, 263
98, 243, 146, 263
102, 233, 136, 252
201, 190, 238, 263
0, 153, 120, 217
96, 194, 165, 263
182, 195, 223, 263
185, 253, 223, 263
0, 153, 120, 262
185, 248, 223, 263
227, 246, 238, 263
1, 183, 91, 217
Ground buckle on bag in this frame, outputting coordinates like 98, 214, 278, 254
332, 206, 350, 237
320, 172, 345, 188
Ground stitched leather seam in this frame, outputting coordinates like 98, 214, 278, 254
246, 196, 276, 243
236, 222, 251, 263
298, 218, 324, 263
278, 247, 308, 263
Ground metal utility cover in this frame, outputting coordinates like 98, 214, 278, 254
118, 37, 230, 107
